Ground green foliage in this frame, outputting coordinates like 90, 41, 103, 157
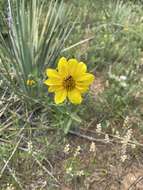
0, 0, 5, 13
0, 0, 7, 34
1, 0, 143, 189
62, 0, 143, 134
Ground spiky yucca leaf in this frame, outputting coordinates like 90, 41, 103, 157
0, 0, 74, 98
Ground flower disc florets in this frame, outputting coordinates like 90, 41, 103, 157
63, 75, 75, 91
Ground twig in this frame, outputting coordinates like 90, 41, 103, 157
3, 159, 24, 190
0, 134, 23, 178
0, 111, 33, 177
18, 145, 60, 186
81, 128, 143, 148
69, 130, 113, 144
0, 138, 10, 143
128, 176, 143, 190
0, 105, 22, 132
32, 153, 60, 186
0, 103, 9, 117
62, 36, 94, 52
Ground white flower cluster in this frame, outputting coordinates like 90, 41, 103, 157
105, 134, 110, 143
64, 144, 70, 154
109, 73, 127, 88
96, 123, 102, 134
74, 146, 81, 158
27, 141, 33, 154
76, 170, 84, 177
89, 142, 96, 152
66, 167, 74, 177
115, 130, 120, 138
120, 129, 132, 162
66, 167, 73, 175
6, 184, 15, 190
66, 167, 84, 177
123, 116, 129, 127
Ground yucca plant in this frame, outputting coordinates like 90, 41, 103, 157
0, 0, 74, 100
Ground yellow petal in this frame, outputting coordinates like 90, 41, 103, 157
78, 62, 87, 73
44, 79, 62, 86
58, 57, 69, 77
54, 89, 67, 104
48, 86, 55, 92
68, 89, 82, 104
68, 59, 78, 77
77, 73, 95, 85
76, 85, 89, 93
27, 79, 36, 86
48, 86, 63, 92
46, 69, 61, 79
68, 60, 87, 79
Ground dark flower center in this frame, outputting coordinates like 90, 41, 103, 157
63, 76, 75, 91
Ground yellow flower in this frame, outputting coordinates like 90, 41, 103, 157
123, 26, 129, 32
26, 79, 36, 86
44, 57, 95, 104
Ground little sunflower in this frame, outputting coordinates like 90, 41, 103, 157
44, 57, 95, 104
26, 79, 36, 86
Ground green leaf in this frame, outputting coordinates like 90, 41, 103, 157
64, 118, 72, 135
70, 113, 82, 123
